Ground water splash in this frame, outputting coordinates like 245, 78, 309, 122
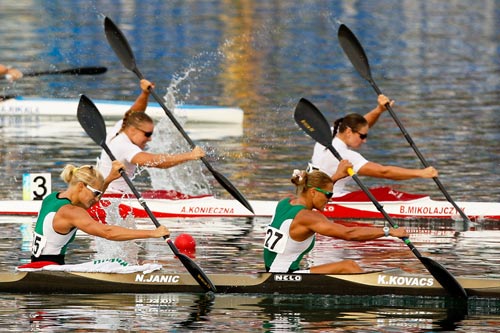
94, 199, 140, 264
146, 118, 211, 195
163, 67, 196, 108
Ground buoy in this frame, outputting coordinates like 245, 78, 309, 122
174, 233, 196, 258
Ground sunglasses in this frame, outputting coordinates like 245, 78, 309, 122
350, 128, 368, 140
135, 127, 154, 138
310, 186, 333, 199
86, 184, 103, 198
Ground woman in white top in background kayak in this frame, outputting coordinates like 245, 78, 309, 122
309, 94, 438, 198
98, 79, 205, 193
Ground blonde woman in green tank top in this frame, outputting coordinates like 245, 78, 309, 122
264, 164, 409, 274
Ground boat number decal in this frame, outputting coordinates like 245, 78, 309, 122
264, 226, 287, 253
377, 274, 434, 287
31, 232, 47, 257
274, 274, 302, 282
135, 274, 180, 284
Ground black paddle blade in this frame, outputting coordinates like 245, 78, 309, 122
294, 98, 333, 147
167, 240, 217, 292
338, 24, 373, 82
77, 95, 107, 146
178, 253, 217, 292
420, 256, 467, 298
104, 17, 139, 74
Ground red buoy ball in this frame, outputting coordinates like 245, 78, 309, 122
174, 233, 196, 258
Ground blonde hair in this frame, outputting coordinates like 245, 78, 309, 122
60, 164, 104, 187
291, 170, 332, 195
119, 110, 153, 134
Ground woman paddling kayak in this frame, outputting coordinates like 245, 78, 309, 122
264, 168, 409, 274
97, 79, 205, 194
308, 94, 437, 198
29, 161, 170, 265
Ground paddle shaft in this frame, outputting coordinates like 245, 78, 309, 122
130, 68, 209, 164
369, 81, 471, 227
326, 143, 421, 253
20, 66, 107, 77
132, 67, 254, 210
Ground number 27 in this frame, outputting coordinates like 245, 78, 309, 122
265, 228, 283, 250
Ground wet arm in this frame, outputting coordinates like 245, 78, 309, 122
131, 147, 204, 169
358, 161, 437, 180
129, 80, 154, 112
81, 222, 169, 241
57, 205, 169, 240
364, 94, 393, 127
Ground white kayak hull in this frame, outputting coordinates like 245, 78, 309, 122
0, 97, 244, 124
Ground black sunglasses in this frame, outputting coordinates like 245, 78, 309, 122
350, 127, 368, 140
136, 127, 154, 138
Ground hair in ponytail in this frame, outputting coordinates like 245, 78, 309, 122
60, 164, 103, 186
333, 113, 367, 138
291, 169, 332, 195
118, 110, 153, 134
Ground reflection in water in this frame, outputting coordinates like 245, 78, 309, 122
3, 293, 498, 332
176, 292, 216, 329
256, 295, 473, 332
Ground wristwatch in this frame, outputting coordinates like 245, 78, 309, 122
383, 226, 390, 237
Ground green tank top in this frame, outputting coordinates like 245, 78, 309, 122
263, 198, 315, 272
33, 192, 76, 257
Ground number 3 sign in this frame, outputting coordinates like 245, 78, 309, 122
23, 173, 51, 201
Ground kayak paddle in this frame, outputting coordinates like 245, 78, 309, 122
18, 66, 107, 78
77, 94, 217, 293
294, 97, 467, 298
337, 24, 472, 231
103, 16, 254, 214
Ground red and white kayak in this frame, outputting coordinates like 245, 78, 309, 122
325, 188, 500, 220
1, 187, 499, 221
